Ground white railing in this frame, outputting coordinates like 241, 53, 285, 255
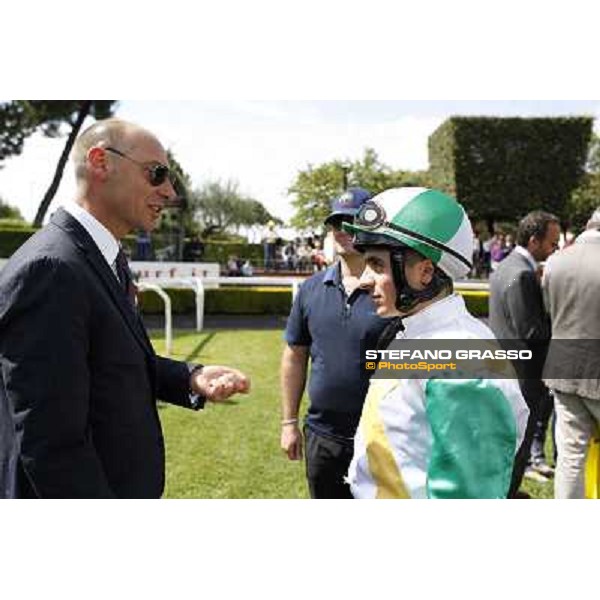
0, 254, 490, 348
136, 276, 306, 348
136, 276, 489, 349
137, 282, 173, 356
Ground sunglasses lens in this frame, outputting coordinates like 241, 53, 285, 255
149, 165, 169, 186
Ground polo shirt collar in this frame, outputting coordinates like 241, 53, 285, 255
322, 262, 341, 286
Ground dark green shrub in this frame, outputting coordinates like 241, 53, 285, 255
429, 116, 593, 227
138, 287, 293, 315
0, 227, 38, 257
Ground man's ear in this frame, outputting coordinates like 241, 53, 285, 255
419, 259, 435, 286
87, 147, 109, 180
527, 235, 539, 252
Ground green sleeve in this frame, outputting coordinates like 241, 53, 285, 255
424, 378, 517, 499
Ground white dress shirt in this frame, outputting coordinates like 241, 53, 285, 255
62, 202, 121, 278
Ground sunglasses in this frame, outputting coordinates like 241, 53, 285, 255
105, 146, 171, 187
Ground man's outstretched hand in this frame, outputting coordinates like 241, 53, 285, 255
191, 366, 250, 402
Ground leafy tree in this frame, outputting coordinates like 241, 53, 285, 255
0, 101, 117, 226
30, 101, 116, 226
0, 196, 25, 220
288, 148, 432, 231
0, 101, 37, 163
190, 179, 280, 238
566, 133, 600, 232
152, 150, 194, 259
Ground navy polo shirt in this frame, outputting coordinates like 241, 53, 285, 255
285, 263, 390, 440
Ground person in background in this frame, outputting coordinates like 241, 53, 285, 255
134, 229, 153, 260
490, 232, 506, 271
504, 233, 515, 256
543, 208, 600, 498
489, 210, 560, 497
182, 233, 204, 262
471, 229, 484, 278
241, 259, 254, 276
280, 187, 390, 499
227, 254, 240, 276
263, 220, 277, 270
310, 239, 327, 271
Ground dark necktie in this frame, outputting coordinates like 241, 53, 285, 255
115, 248, 137, 308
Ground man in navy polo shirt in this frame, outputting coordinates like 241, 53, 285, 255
280, 188, 391, 498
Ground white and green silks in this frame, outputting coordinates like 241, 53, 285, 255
347, 294, 529, 499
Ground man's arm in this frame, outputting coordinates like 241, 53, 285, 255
280, 344, 309, 460
0, 258, 114, 498
424, 378, 528, 499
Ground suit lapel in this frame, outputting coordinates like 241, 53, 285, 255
51, 209, 154, 357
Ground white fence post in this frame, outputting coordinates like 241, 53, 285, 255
137, 282, 172, 356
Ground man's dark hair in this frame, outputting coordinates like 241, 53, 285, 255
516, 211, 560, 247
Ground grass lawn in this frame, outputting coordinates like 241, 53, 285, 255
150, 328, 309, 498
149, 328, 554, 499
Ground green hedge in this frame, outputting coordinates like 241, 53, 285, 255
0, 227, 264, 262
139, 287, 293, 315
429, 116, 593, 223
0, 227, 38, 257
138, 286, 489, 318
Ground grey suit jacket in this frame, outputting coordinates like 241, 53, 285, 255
488, 249, 550, 380
542, 230, 600, 400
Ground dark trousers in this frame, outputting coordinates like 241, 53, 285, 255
304, 425, 354, 499
509, 378, 549, 497
530, 388, 555, 464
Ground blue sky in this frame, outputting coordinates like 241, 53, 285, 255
1, 100, 599, 228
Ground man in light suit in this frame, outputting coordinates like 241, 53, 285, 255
0, 118, 250, 498
543, 208, 600, 498
489, 211, 560, 497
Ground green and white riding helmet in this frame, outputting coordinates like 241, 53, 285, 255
342, 187, 473, 280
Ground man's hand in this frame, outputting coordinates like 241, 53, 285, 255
281, 423, 303, 460
191, 365, 250, 402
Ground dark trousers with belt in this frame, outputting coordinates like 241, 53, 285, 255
303, 425, 354, 499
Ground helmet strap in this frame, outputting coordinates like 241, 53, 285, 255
390, 250, 452, 313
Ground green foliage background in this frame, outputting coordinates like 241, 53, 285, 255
288, 148, 431, 231
429, 116, 593, 230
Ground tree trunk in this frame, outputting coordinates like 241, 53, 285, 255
33, 100, 92, 227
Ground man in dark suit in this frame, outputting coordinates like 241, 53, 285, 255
489, 210, 560, 497
0, 118, 250, 498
